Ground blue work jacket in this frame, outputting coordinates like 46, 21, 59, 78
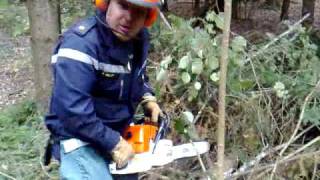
45, 11, 153, 159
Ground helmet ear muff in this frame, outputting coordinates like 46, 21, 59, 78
144, 8, 158, 27
95, 0, 108, 12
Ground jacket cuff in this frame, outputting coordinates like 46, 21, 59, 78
104, 131, 121, 152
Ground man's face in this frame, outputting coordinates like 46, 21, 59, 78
106, 0, 149, 41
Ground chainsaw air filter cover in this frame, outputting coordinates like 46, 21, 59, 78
123, 124, 158, 153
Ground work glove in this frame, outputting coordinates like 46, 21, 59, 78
142, 95, 162, 123
111, 136, 135, 169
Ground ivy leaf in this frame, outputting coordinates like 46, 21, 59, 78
156, 68, 167, 81
178, 54, 190, 69
191, 59, 203, 74
181, 72, 191, 84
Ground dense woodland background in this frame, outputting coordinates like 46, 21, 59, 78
0, 0, 319, 179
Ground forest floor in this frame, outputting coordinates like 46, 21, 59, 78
0, 31, 33, 110
168, 0, 320, 29
0, 0, 319, 109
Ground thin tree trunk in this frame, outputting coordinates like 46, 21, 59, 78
194, 0, 201, 16
217, 0, 232, 179
26, 0, 60, 111
161, 0, 169, 11
302, 0, 315, 25
280, 0, 290, 20
265, 0, 279, 7
232, 0, 239, 19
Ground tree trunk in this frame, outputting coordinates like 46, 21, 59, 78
217, 0, 232, 179
280, 0, 290, 20
232, 0, 239, 19
302, 0, 315, 25
161, 0, 169, 11
194, 0, 201, 16
26, 0, 60, 111
265, 0, 279, 7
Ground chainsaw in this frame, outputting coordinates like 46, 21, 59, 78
109, 114, 209, 174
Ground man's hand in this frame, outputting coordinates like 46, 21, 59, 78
143, 101, 162, 123
111, 137, 134, 169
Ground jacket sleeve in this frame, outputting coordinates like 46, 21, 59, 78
51, 34, 120, 152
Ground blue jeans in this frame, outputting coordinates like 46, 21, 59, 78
60, 144, 113, 180
59, 144, 138, 180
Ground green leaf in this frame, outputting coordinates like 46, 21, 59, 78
182, 111, 194, 123
205, 24, 215, 35
239, 80, 254, 90
178, 54, 190, 69
197, 50, 204, 59
156, 68, 167, 81
191, 59, 203, 74
231, 36, 247, 52
188, 88, 198, 101
261, 69, 278, 85
160, 55, 172, 69
174, 118, 187, 135
303, 106, 320, 125
205, 11, 216, 22
208, 56, 219, 70
194, 81, 202, 90
214, 13, 224, 30
210, 72, 220, 82
181, 72, 191, 84
0, 0, 8, 8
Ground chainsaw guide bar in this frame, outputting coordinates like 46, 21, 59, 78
109, 140, 209, 174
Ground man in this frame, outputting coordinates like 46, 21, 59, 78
45, 0, 161, 179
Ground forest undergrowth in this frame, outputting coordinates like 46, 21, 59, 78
144, 12, 320, 179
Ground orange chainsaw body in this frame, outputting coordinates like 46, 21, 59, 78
123, 124, 158, 153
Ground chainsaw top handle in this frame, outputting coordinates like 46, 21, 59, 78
152, 112, 170, 153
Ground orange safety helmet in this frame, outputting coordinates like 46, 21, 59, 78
94, 0, 159, 27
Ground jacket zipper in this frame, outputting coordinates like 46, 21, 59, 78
119, 79, 124, 100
